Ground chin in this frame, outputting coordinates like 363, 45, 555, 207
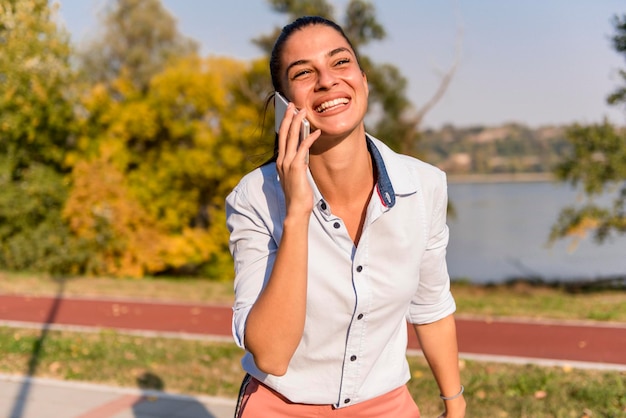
322, 127, 362, 140
318, 118, 360, 134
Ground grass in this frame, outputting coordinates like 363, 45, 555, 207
0, 327, 244, 399
0, 271, 235, 305
451, 279, 626, 322
0, 327, 624, 417
2, 271, 626, 416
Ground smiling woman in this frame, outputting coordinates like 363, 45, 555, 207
269, 18, 368, 147
226, 16, 466, 418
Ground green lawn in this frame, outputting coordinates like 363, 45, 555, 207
0, 327, 624, 418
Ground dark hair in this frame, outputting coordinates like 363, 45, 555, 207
269, 16, 361, 93
262, 16, 361, 166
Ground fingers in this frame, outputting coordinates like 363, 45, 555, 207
276, 103, 317, 167
300, 128, 321, 164
274, 102, 321, 216
276, 103, 295, 166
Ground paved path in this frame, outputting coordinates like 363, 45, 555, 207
0, 373, 236, 418
1, 294, 625, 367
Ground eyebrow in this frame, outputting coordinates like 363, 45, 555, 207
285, 47, 353, 75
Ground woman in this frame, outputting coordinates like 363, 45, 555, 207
226, 15, 466, 418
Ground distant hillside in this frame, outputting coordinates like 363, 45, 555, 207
418, 123, 570, 176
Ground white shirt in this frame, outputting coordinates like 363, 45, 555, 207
226, 135, 456, 408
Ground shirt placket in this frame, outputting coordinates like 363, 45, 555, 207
315, 198, 369, 407
337, 252, 370, 407
336, 184, 391, 407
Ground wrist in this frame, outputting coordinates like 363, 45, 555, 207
283, 212, 312, 229
442, 395, 466, 418
440, 385, 464, 401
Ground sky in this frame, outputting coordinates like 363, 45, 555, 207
54, 0, 626, 130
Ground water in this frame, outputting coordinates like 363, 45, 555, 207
446, 180, 626, 283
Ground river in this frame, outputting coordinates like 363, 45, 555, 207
445, 180, 626, 283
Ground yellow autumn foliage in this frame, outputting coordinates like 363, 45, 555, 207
564, 216, 601, 253
63, 155, 167, 277
64, 55, 272, 278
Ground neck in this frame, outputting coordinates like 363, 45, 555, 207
308, 131, 375, 205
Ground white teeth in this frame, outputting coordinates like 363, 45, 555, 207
316, 98, 349, 112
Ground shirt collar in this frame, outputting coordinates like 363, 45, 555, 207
366, 136, 395, 208
366, 133, 419, 199
307, 133, 418, 212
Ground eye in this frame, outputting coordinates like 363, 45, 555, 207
293, 69, 311, 78
289, 66, 313, 81
335, 57, 351, 66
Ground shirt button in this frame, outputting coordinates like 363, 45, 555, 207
333, 222, 340, 229
357, 313, 364, 320
356, 265, 363, 272
321, 202, 327, 210
350, 355, 357, 361
344, 398, 351, 404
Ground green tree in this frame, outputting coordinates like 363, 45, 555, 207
255, 0, 460, 156
0, 0, 74, 173
77, 0, 198, 92
0, 0, 84, 273
550, 14, 626, 246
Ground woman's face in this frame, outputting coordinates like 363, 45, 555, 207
279, 24, 369, 139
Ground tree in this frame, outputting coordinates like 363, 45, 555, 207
0, 0, 75, 174
65, 56, 266, 277
255, 0, 460, 156
550, 14, 626, 246
59, 0, 276, 278
77, 0, 198, 92
0, 0, 84, 273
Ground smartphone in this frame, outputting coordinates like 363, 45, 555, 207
274, 92, 310, 143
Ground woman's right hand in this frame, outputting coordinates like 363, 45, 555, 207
275, 102, 321, 217
244, 103, 320, 375
438, 395, 466, 418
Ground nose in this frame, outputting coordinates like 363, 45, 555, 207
315, 68, 338, 91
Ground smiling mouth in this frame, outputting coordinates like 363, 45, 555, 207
315, 98, 349, 113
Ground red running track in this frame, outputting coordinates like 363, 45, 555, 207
1, 294, 625, 366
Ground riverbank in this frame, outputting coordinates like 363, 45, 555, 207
447, 172, 555, 184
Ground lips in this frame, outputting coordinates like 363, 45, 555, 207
315, 97, 349, 113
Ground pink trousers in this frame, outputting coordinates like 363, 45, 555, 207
235, 375, 421, 418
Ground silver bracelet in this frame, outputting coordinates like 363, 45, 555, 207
440, 385, 464, 400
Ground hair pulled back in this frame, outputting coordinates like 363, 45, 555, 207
269, 16, 360, 93
261, 16, 361, 166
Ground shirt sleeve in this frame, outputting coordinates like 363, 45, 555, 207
407, 170, 456, 324
225, 183, 278, 349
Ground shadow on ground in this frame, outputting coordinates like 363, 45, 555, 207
132, 371, 216, 417
7, 278, 218, 418
8, 277, 66, 418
